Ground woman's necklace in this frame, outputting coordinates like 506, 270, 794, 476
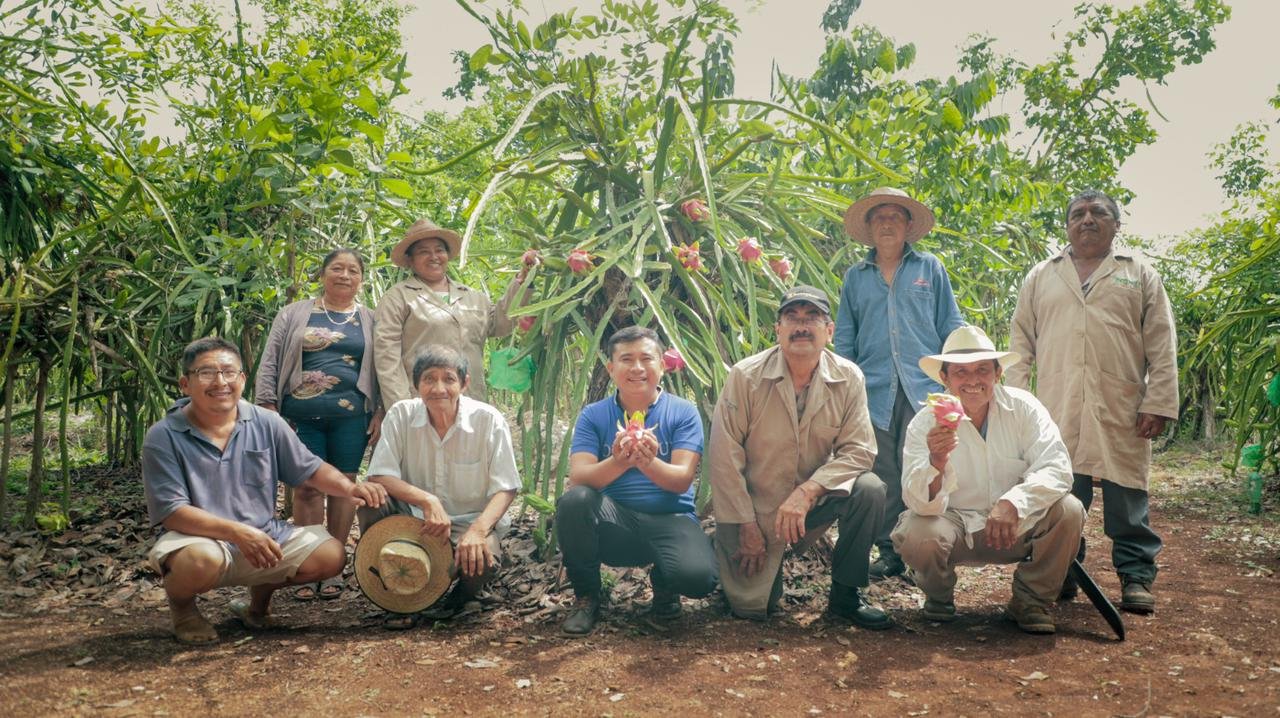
319, 297, 358, 325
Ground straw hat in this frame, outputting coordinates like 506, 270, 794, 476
842, 187, 935, 245
918, 326, 1021, 384
354, 515, 455, 614
390, 218, 463, 269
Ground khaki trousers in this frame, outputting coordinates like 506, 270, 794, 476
891, 495, 1085, 607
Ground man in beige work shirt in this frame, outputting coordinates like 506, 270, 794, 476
1007, 190, 1178, 614
709, 286, 891, 629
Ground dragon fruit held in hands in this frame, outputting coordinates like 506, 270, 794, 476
925, 392, 967, 430
616, 410, 652, 450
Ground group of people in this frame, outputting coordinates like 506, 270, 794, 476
141, 186, 1178, 646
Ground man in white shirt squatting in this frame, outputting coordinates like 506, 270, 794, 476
891, 326, 1085, 634
360, 345, 521, 629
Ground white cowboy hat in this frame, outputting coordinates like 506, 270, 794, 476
390, 218, 463, 269
354, 515, 455, 614
919, 326, 1021, 384
843, 187, 936, 245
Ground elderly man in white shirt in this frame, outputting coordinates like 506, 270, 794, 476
359, 345, 520, 629
891, 326, 1085, 634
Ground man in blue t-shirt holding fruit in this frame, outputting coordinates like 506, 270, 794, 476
555, 326, 718, 636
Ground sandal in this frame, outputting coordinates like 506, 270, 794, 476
229, 600, 278, 631
381, 612, 421, 631
318, 576, 344, 600
293, 583, 319, 601
172, 611, 219, 646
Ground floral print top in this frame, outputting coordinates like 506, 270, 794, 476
280, 307, 368, 420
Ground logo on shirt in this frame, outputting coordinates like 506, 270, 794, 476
912, 277, 929, 288
1112, 275, 1139, 289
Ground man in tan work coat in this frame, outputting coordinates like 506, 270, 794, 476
1007, 190, 1178, 614
709, 286, 891, 629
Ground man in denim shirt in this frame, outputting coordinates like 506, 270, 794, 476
834, 187, 966, 579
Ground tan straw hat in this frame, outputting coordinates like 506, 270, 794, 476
918, 326, 1021, 384
390, 218, 463, 269
354, 515, 455, 614
843, 187, 936, 245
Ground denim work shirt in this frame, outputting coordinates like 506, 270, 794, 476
833, 244, 965, 431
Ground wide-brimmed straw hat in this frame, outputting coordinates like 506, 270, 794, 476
354, 515, 455, 614
390, 218, 463, 269
843, 187, 936, 245
919, 326, 1021, 384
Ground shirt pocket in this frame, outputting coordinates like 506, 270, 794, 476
1094, 368, 1142, 428
239, 449, 276, 509
809, 421, 841, 447
444, 460, 487, 514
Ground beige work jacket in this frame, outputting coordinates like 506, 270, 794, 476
373, 275, 526, 407
1006, 245, 1178, 489
708, 347, 878, 618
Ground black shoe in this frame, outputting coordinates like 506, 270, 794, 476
649, 587, 682, 619
561, 595, 601, 636
828, 582, 893, 631
1057, 575, 1079, 602
869, 552, 905, 581
1119, 578, 1155, 614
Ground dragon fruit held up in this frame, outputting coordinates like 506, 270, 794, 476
925, 392, 967, 430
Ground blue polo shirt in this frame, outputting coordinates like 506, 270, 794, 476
833, 243, 966, 430
142, 399, 322, 544
570, 389, 703, 516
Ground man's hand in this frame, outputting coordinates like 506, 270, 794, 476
984, 499, 1019, 551
348, 481, 388, 509
455, 526, 493, 578
1135, 413, 1168, 440
419, 495, 451, 539
730, 521, 768, 578
629, 431, 659, 470
927, 425, 958, 473
232, 525, 284, 569
774, 483, 818, 545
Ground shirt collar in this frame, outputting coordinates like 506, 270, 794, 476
612, 387, 664, 413
165, 398, 254, 433
407, 396, 477, 434
1052, 243, 1136, 262
399, 275, 469, 295
761, 347, 846, 384
854, 242, 917, 269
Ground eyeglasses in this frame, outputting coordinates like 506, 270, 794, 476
188, 368, 244, 383
779, 314, 830, 326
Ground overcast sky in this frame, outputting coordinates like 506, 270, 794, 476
399, 0, 1279, 241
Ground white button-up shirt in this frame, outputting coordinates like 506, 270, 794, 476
368, 395, 521, 537
901, 385, 1072, 540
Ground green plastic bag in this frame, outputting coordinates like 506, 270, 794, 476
489, 347, 536, 393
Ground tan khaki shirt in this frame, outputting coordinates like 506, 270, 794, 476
1006, 245, 1178, 490
708, 347, 878, 617
373, 276, 526, 407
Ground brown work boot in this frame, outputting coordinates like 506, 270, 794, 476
560, 595, 601, 636
1006, 596, 1055, 634
1120, 578, 1155, 614
921, 598, 956, 623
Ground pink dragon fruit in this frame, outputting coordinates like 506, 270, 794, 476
566, 248, 593, 274
675, 242, 703, 272
769, 256, 792, 280
680, 198, 710, 223
737, 236, 763, 263
662, 348, 686, 372
925, 392, 967, 429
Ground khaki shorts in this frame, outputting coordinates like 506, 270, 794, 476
147, 525, 332, 588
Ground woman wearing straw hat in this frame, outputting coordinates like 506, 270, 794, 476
373, 218, 534, 409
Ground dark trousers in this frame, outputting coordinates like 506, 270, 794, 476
1072, 474, 1162, 583
871, 386, 913, 553
556, 485, 719, 599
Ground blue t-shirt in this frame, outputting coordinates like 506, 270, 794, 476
570, 390, 703, 516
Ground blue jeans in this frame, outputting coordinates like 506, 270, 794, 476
292, 413, 371, 473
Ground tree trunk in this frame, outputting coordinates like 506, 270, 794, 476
22, 354, 51, 529
0, 362, 15, 526
1200, 379, 1216, 442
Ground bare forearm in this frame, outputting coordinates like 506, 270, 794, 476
568, 454, 630, 490
161, 505, 251, 542
467, 490, 517, 536
303, 463, 360, 499
368, 474, 435, 507
637, 458, 697, 494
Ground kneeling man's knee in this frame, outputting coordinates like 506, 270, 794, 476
852, 472, 887, 505
298, 538, 345, 582
893, 518, 952, 567
555, 484, 601, 520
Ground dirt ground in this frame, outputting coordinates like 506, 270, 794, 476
1, 446, 1278, 717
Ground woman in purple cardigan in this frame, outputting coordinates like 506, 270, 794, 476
254, 248, 382, 600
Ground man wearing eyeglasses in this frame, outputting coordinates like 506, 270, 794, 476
709, 286, 890, 628
142, 337, 388, 646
